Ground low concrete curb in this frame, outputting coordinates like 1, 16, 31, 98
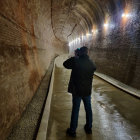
94, 72, 140, 98
36, 60, 56, 140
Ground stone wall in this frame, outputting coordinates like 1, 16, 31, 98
0, 0, 140, 139
0, 0, 67, 139
89, 1, 140, 90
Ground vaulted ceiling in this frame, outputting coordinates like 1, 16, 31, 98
51, 0, 126, 42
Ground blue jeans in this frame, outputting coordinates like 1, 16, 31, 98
70, 95, 93, 132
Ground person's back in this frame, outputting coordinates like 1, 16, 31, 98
63, 46, 96, 137
72, 54, 96, 97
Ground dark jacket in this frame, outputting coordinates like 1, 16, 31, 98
63, 55, 96, 97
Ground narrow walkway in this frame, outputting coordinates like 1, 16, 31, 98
7, 61, 54, 140
47, 66, 140, 140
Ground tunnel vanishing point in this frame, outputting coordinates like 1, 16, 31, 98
0, 0, 140, 140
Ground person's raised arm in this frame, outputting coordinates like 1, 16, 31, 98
63, 57, 75, 69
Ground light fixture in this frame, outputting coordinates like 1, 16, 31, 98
104, 23, 109, 27
78, 38, 80, 42
122, 13, 131, 18
92, 29, 98, 34
86, 33, 92, 36
122, 13, 125, 17
69, 42, 71, 46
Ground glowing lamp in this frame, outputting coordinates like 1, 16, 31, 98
122, 13, 125, 17
122, 13, 131, 18
104, 23, 109, 27
69, 42, 71, 46
86, 33, 92, 36
92, 29, 98, 34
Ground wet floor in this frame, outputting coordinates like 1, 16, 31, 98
47, 66, 140, 140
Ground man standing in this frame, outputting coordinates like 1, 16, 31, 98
63, 46, 96, 137
67, 48, 80, 94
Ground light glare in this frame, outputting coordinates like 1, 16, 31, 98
122, 13, 125, 17
86, 33, 92, 36
122, 13, 131, 18
104, 23, 109, 27
92, 29, 98, 34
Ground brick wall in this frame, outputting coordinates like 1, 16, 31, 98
89, 1, 140, 90
0, 0, 67, 139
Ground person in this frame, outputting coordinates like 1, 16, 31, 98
68, 48, 80, 94
74, 48, 80, 58
63, 46, 96, 137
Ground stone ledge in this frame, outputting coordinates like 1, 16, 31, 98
36, 58, 56, 140
94, 72, 140, 98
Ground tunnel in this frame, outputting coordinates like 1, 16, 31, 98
0, 0, 140, 140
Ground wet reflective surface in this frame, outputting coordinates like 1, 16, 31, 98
47, 66, 140, 140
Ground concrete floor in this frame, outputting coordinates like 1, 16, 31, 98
47, 66, 140, 140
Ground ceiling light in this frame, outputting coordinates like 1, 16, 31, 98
122, 13, 131, 18
104, 23, 109, 27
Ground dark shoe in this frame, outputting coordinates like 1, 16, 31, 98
84, 125, 92, 134
66, 128, 76, 137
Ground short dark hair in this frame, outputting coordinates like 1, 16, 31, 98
80, 46, 88, 56
75, 48, 80, 56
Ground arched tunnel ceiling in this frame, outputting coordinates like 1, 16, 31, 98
51, 0, 126, 43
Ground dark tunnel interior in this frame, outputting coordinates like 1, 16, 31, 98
0, 0, 140, 139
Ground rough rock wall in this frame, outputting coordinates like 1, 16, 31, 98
0, 0, 67, 139
89, 1, 140, 90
